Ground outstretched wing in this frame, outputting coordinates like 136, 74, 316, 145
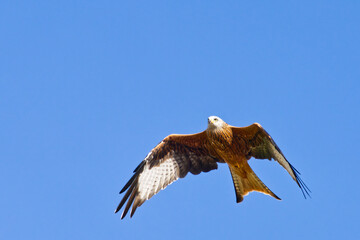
231, 123, 311, 198
115, 131, 222, 219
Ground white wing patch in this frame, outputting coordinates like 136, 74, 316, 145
137, 151, 180, 202
268, 143, 297, 181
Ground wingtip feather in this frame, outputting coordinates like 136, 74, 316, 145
121, 189, 137, 219
289, 163, 311, 199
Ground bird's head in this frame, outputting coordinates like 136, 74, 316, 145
207, 116, 227, 130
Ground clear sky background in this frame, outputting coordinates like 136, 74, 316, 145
1, 1, 359, 239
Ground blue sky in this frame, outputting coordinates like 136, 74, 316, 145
1, 1, 359, 239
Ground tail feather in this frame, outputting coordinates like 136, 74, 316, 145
229, 162, 281, 202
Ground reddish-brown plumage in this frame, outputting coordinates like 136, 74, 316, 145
115, 117, 310, 219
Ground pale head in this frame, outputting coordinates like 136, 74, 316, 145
207, 116, 227, 130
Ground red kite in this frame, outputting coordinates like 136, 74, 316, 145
115, 116, 310, 219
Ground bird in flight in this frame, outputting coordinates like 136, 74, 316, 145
115, 116, 310, 219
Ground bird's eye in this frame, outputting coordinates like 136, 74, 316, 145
214, 118, 218, 121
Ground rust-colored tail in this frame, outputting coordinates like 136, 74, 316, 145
229, 162, 281, 202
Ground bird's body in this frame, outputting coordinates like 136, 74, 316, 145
115, 116, 310, 219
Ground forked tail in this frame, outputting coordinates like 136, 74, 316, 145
229, 162, 281, 202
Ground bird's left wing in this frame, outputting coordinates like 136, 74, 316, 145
115, 131, 222, 219
231, 123, 311, 198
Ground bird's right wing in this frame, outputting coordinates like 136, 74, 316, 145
115, 131, 223, 219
